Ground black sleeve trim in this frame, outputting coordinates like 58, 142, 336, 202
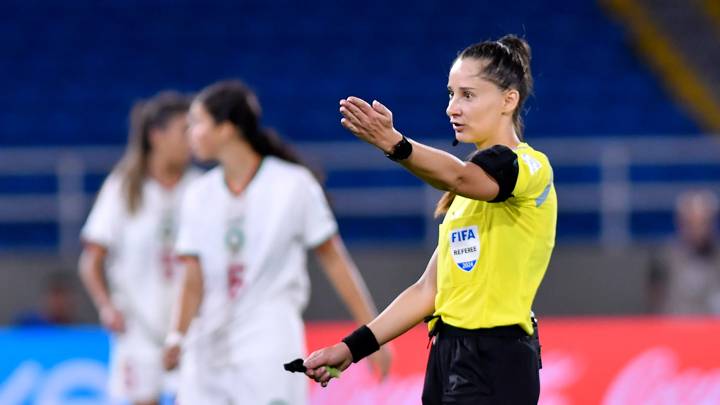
469, 145, 519, 202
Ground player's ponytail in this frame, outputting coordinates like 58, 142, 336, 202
115, 91, 190, 214
248, 126, 304, 166
197, 80, 304, 166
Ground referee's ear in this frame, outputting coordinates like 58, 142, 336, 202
502, 89, 520, 116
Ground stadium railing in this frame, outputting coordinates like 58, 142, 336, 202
0, 136, 718, 256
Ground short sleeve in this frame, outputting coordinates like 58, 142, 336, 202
469, 145, 519, 203
80, 174, 124, 249
298, 171, 338, 248
175, 185, 201, 257
513, 151, 552, 199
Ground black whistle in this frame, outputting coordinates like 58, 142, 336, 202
283, 358, 306, 373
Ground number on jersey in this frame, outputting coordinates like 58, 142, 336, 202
228, 263, 245, 299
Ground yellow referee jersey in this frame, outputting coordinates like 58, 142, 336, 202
433, 142, 557, 335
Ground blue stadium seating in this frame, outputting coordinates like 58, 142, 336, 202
0, 0, 703, 248
0, 0, 698, 147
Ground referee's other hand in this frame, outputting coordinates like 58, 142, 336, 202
304, 342, 353, 387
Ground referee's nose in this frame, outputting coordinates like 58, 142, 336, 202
446, 97, 461, 118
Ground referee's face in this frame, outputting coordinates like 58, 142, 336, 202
446, 58, 507, 145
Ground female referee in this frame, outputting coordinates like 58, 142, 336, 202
79, 91, 199, 405
304, 35, 556, 404
162, 80, 392, 404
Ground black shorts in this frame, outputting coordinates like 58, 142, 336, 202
421, 321, 541, 405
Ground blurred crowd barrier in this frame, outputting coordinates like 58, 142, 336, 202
1, 318, 719, 404
0, 244, 659, 326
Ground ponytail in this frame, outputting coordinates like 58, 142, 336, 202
197, 80, 309, 169
435, 192, 456, 218
248, 127, 303, 166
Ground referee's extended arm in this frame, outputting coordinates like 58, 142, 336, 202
339, 96, 500, 201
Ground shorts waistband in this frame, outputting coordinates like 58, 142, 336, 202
437, 321, 528, 339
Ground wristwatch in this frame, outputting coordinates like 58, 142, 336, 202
384, 136, 413, 161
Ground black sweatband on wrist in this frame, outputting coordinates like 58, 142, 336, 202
342, 325, 380, 363
384, 136, 413, 161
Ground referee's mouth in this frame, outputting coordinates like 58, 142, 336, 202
451, 122, 465, 132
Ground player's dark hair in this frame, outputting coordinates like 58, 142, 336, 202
436, 35, 533, 217
116, 91, 190, 214
196, 80, 303, 166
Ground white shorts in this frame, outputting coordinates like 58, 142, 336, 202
177, 304, 307, 405
108, 334, 176, 403
177, 362, 306, 405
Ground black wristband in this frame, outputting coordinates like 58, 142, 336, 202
384, 136, 413, 161
342, 325, 380, 363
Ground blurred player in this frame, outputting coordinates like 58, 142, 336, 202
648, 189, 720, 314
78, 91, 199, 405
162, 80, 392, 405
304, 35, 555, 405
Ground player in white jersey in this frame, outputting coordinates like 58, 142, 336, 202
79, 91, 200, 405
162, 80, 392, 405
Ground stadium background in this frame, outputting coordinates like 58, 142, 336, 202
1, 0, 720, 403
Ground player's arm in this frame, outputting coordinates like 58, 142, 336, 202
304, 248, 438, 386
169, 256, 204, 336
339, 97, 501, 201
314, 234, 377, 326
78, 242, 125, 332
313, 234, 392, 378
164, 255, 204, 370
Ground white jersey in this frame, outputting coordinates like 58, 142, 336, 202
175, 156, 337, 366
82, 168, 201, 351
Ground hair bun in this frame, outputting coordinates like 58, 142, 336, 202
498, 35, 531, 74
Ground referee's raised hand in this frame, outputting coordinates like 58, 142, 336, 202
339, 97, 403, 154
303, 342, 353, 387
